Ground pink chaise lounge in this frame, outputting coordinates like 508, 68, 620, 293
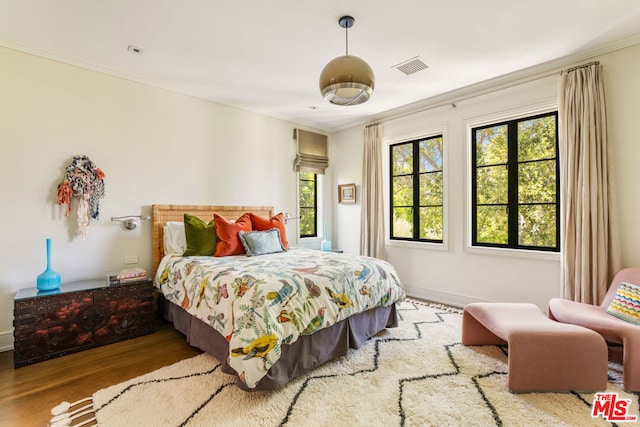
462, 302, 607, 392
548, 267, 640, 392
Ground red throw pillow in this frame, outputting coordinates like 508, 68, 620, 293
214, 213, 252, 256
249, 212, 289, 249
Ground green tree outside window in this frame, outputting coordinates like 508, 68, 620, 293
390, 135, 443, 242
472, 112, 559, 251
299, 172, 317, 237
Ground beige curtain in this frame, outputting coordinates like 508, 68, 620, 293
360, 124, 386, 259
559, 63, 620, 304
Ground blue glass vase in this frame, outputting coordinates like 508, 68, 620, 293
37, 238, 61, 291
321, 221, 332, 251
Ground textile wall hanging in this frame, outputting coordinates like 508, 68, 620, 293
56, 155, 106, 238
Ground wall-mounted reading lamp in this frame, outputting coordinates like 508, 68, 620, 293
284, 212, 298, 224
111, 215, 151, 230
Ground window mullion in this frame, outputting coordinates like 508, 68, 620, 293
312, 174, 317, 236
389, 145, 395, 238
507, 123, 519, 247
554, 113, 561, 250
413, 142, 420, 240
471, 130, 479, 246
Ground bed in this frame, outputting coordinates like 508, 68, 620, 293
152, 204, 405, 391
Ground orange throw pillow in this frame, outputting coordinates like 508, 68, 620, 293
249, 212, 289, 249
214, 213, 252, 256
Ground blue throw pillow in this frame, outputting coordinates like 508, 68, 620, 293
238, 229, 286, 256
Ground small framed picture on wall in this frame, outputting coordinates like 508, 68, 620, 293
338, 183, 356, 204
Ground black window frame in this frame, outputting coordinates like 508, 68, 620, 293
389, 135, 444, 243
471, 111, 560, 252
299, 171, 317, 238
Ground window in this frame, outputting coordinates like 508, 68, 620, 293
390, 135, 443, 242
299, 171, 317, 237
471, 112, 559, 251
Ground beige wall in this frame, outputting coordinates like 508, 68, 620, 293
332, 42, 640, 308
0, 46, 318, 350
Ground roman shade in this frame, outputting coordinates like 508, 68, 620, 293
293, 129, 328, 174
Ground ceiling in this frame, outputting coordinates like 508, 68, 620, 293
2, 1, 640, 133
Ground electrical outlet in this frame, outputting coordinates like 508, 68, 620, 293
124, 255, 138, 265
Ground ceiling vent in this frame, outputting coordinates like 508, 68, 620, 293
127, 44, 144, 55
392, 56, 428, 76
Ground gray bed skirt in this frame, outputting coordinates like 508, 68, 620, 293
159, 295, 398, 391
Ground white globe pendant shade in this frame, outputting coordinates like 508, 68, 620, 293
319, 16, 375, 106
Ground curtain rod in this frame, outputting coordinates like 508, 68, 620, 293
366, 70, 557, 126
561, 61, 600, 74
365, 122, 380, 128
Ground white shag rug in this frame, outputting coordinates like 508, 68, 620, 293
62, 300, 639, 426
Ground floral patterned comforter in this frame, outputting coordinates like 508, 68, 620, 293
154, 248, 405, 388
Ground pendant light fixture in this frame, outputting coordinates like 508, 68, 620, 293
319, 15, 375, 106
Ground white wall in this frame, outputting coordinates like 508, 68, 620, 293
604, 45, 640, 267
329, 126, 364, 254
3, 41, 639, 352
332, 42, 640, 309
0, 46, 319, 350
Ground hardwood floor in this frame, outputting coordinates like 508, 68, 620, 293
0, 321, 201, 427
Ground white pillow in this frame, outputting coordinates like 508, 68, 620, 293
163, 222, 186, 255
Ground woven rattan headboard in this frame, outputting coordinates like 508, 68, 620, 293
151, 204, 273, 274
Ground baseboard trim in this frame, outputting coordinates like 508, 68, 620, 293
403, 286, 489, 308
0, 329, 13, 352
